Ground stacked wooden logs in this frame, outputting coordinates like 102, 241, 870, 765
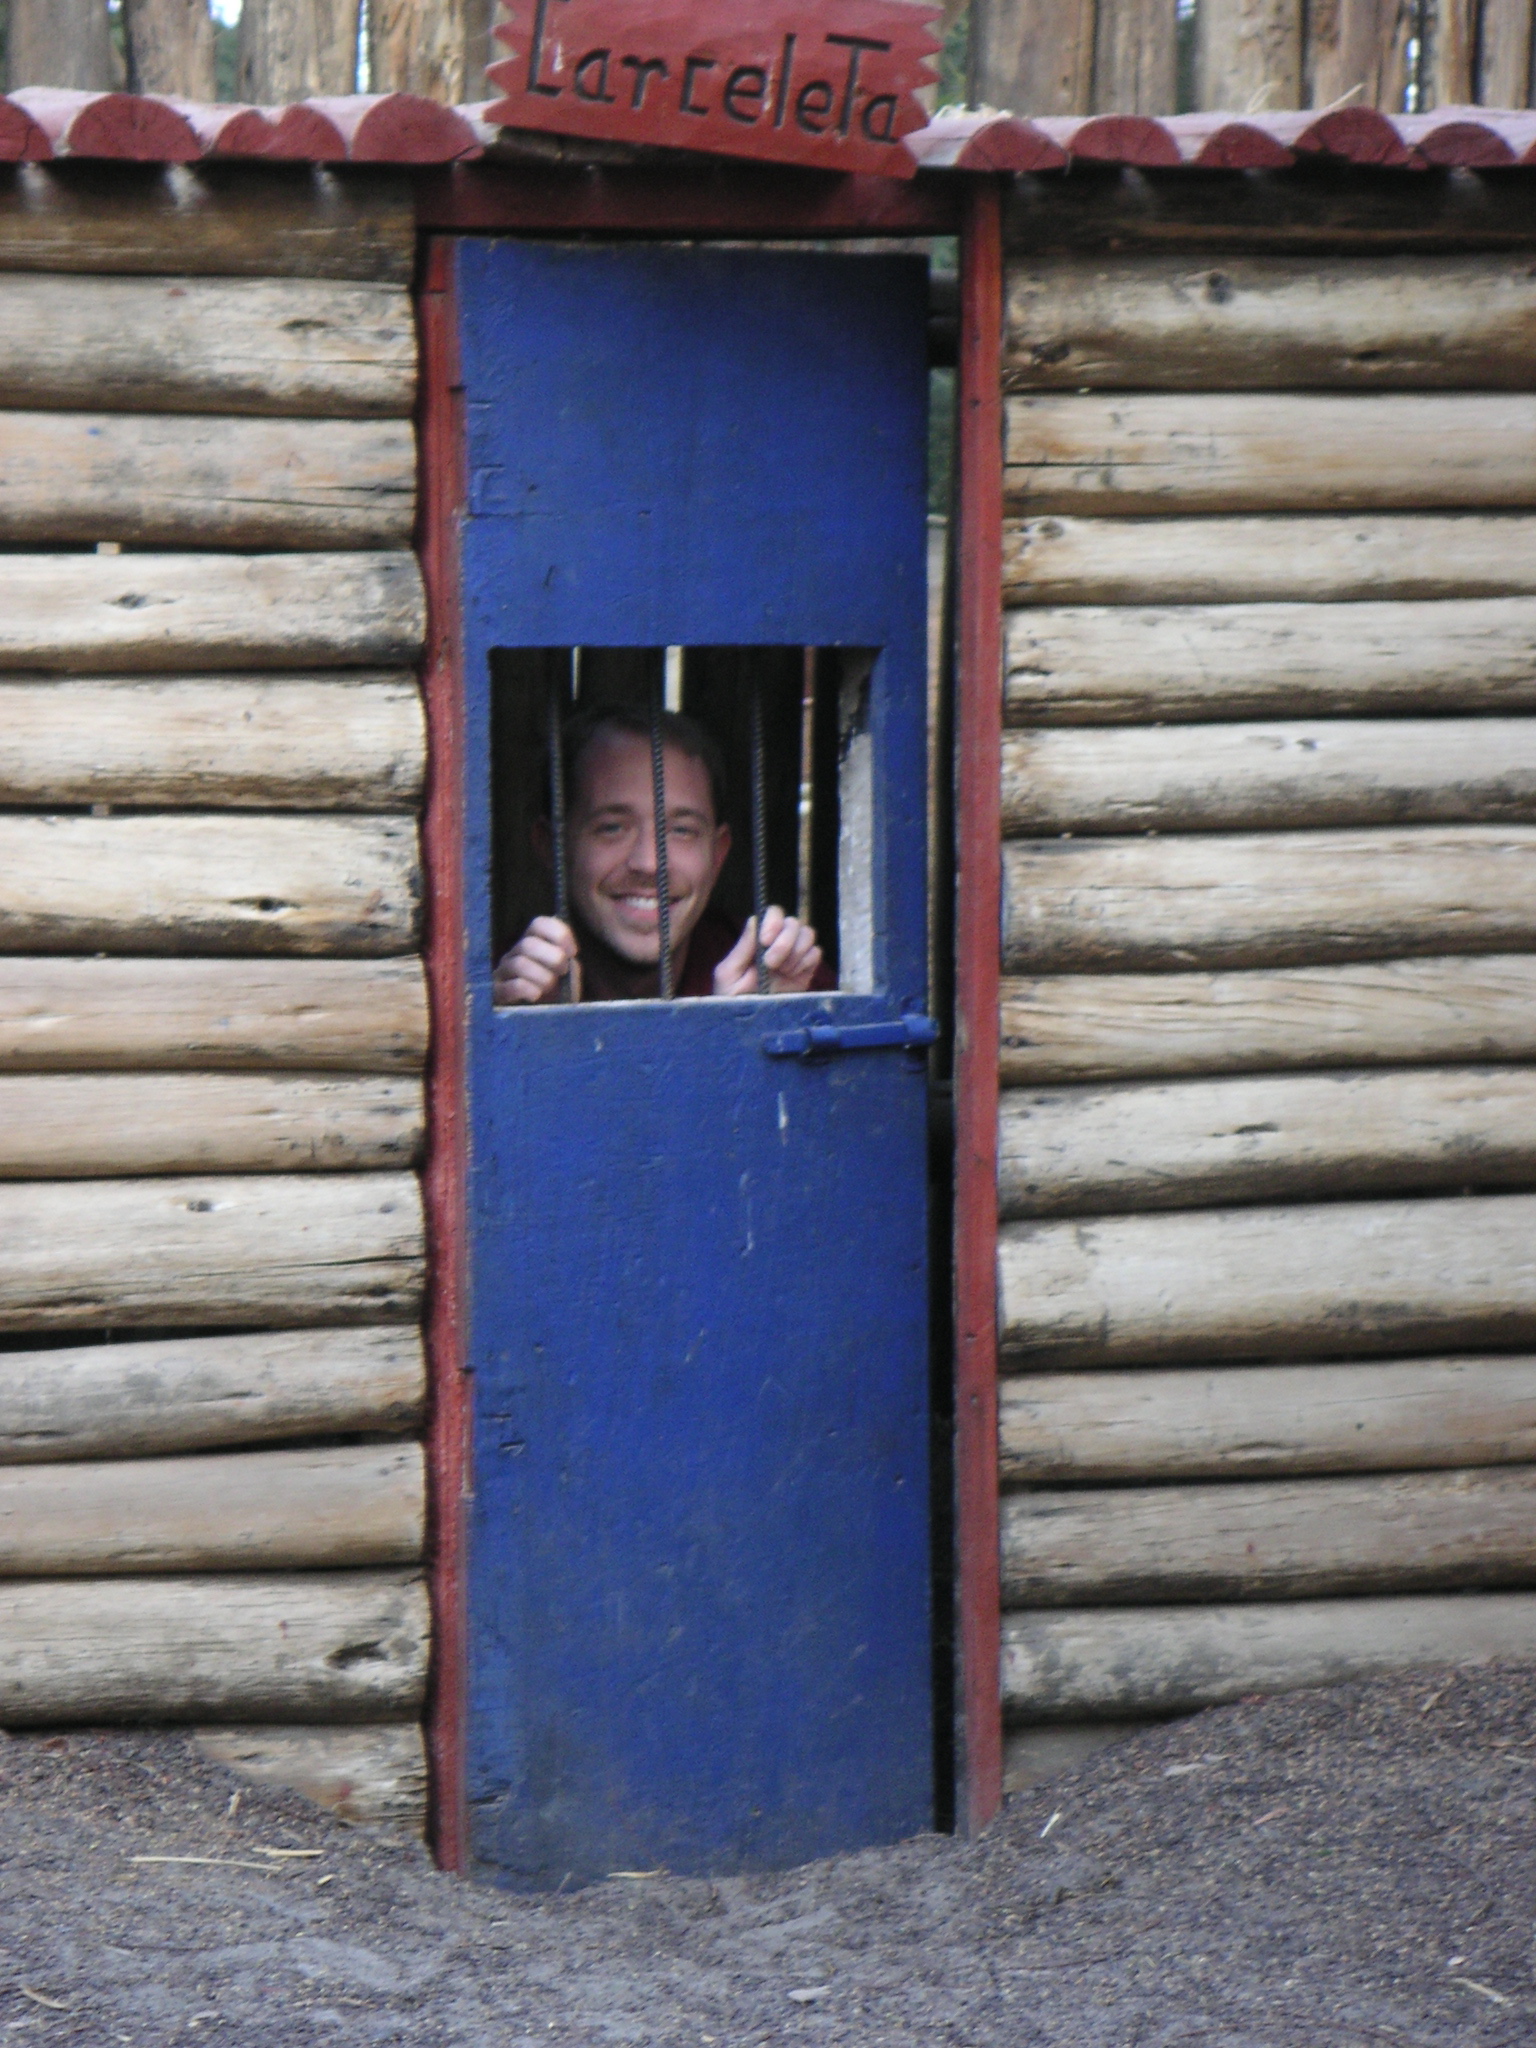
0, 167, 428, 1827
999, 245, 1536, 1783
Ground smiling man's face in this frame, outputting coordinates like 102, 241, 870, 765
566, 724, 732, 968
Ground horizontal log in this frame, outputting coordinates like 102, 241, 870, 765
1002, 828, 1536, 975
1002, 1592, 1536, 1721
999, 957, 1536, 1084
1003, 514, 1536, 607
192, 1722, 426, 1831
1005, 393, 1536, 516
0, 1172, 423, 1331
1001, 1466, 1536, 1605
999, 1356, 1536, 1483
998, 1193, 1536, 1369
1005, 597, 1536, 726
0, 275, 414, 416
0, 957, 428, 1072
0, 552, 424, 674
0, 813, 419, 956
0, 956, 427, 1072
1003, 165, 1536, 256
1003, 718, 1536, 836
0, 1325, 423, 1460
0, 413, 414, 548
0, 1570, 426, 1725
0, 165, 413, 281
0, 1443, 422, 1576
999, 1066, 1536, 1217
0, 1072, 422, 1177
0, 677, 424, 809
1003, 1722, 1156, 1792
1003, 255, 1536, 392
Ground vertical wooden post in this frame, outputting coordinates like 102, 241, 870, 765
126, 0, 217, 97
953, 176, 1004, 1839
1092, 0, 1178, 110
969, 0, 1097, 115
1478, 0, 1533, 106
1196, 0, 1303, 111
6, 0, 119, 90
370, 0, 470, 101
236, 0, 360, 99
1305, 0, 1415, 111
1422, 0, 1476, 105
417, 236, 471, 1877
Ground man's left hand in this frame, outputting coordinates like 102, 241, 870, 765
714, 906, 823, 997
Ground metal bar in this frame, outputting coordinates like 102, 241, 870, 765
797, 647, 816, 926
750, 670, 770, 994
649, 677, 673, 1000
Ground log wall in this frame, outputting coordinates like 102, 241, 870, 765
996, 235, 1536, 1770
0, 172, 428, 1822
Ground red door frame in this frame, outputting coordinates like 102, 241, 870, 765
952, 177, 1005, 1834
414, 164, 1005, 1869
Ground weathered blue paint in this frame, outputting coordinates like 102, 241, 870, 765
457, 242, 933, 1886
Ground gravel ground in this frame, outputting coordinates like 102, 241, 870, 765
0, 1664, 1531, 2045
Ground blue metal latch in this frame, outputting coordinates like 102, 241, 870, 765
762, 1015, 941, 1058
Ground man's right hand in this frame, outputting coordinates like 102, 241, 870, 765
493, 917, 579, 1005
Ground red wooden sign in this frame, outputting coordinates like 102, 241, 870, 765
486, 0, 941, 178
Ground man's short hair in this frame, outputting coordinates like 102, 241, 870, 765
553, 706, 729, 824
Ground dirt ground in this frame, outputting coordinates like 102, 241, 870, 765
0, 1665, 1530, 2046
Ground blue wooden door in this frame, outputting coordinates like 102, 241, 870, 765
457, 242, 933, 1886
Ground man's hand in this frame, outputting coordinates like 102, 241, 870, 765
713, 906, 823, 997
493, 916, 579, 1005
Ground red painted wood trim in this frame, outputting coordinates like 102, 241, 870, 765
952, 175, 1004, 1837
413, 159, 961, 236
308, 92, 482, 163
418, 236, 472, 1877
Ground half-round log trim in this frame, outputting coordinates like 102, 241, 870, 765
264, 103, 349, 161
1285, 105, 1417, 167
1162, 114, 1293, 169
0, 99, 52, 162
1408, 118, 1516, 167
1396, 108, 1536, 165
165, 102, 275, 156
905, 112, 1068, 173
1001, 1592, 1536, 1722
1033, 115, 1182, 168
305, 93, 482, 163
11, 89, 202, 162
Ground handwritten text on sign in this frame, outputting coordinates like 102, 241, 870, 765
486, 0, 941, 177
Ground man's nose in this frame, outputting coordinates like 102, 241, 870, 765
628, 818, 659, 875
